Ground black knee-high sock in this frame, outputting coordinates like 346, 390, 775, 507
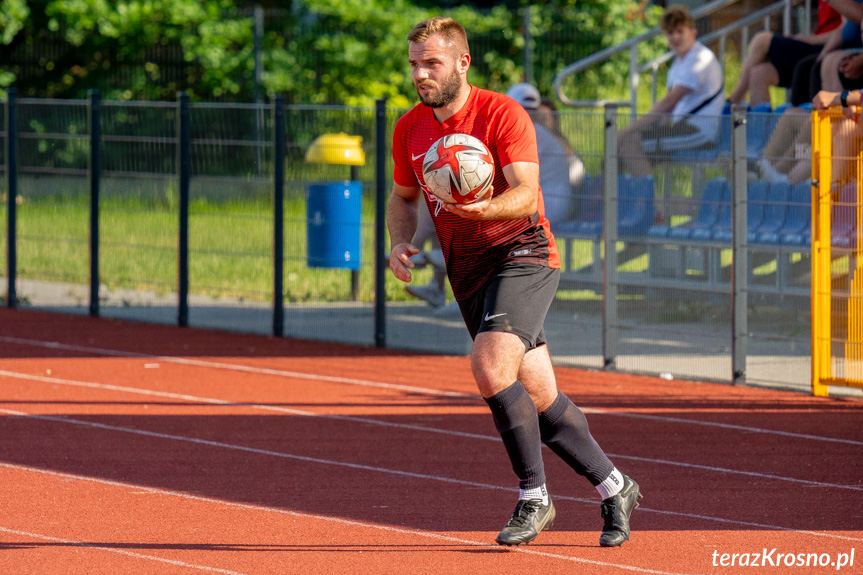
484, 381, 546, 491
538, 391, 614, 486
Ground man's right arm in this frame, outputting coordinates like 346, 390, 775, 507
387, 183, 422, 283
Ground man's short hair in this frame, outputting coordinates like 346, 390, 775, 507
407, 17, 470, 56
660, 5, 696, 32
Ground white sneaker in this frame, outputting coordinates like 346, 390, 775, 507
425, 249, 446, 271
409, 252, 428, 268
406, 283, 446, 307
759, 158, 789, 184
433, 301, 461, 314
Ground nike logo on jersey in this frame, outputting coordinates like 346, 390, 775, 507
484, 312, 507, 321
412, 152, 426, 161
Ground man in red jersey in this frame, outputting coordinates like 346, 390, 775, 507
387, 16, 641, 548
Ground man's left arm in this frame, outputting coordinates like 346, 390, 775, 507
445, 161, 539, 221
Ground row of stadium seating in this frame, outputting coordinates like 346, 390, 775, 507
555, 175, 813, 250
646, 177, 811, 248
673, 102, 811, 162
554, 174, 655, 237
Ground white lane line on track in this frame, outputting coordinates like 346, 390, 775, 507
1, 338, 860, 447
2, 369, 862, 493
581, 409, 863, 447
0, 462, 706, 575
0, 526, 248, 575
0, 336, 474, 398
2, 408, 861, 544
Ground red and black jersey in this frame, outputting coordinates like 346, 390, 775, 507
392, 86, 561, 300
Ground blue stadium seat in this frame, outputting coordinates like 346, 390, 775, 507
619, 175, 655, 235
574, 174, 636, 235
671, 107, 732, 161
556, 174, 652, 236
777, 181, 811, 247
554, 173, 601, 234
832, 182, 857, 249
711, 179, 770, 243
664, 177, 729, 241
746, 103, 773, 160
749, 181, 791, 242
691, 181, 731, 241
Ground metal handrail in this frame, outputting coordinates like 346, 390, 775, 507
553, 0, 806, 110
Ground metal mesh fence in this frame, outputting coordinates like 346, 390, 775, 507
811, 108, 863, 396
1, 96, 819, 393
16, 99, 90, 303
97, 101, 178, 325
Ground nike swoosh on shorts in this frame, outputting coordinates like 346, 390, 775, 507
484, 312, 507, 321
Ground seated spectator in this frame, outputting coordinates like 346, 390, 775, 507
618, 5, 724, 177
756, 106, 812, 185
789, 0, 863, 107
822, 2, 863, 94
506, 83, 585, 228
813, 88, 863, 185
404, 199, 448, 307
825, 49, 863, 93
727, 0, 844, 107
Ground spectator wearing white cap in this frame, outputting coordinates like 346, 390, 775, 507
506, 83, 585, 229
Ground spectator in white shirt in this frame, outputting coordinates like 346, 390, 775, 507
619, 5, 724, 177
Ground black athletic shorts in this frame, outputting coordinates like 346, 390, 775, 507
767, 35, 823, 88
456, 263, 560, 351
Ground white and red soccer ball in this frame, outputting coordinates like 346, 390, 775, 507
421, 133, 494, 204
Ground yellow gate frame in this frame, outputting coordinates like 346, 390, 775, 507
811, 109, 863, 396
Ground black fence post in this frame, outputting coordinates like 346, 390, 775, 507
374, 98, 387, 348
351, 162, 360, 302
272, 95, 285, 338
5, 88, 17, 308
602, 103, 620, 371
177, 92, 190, 327
88, 89, 101, 317
731, 104, 748, 386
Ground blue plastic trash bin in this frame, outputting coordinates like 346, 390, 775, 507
306, 181, 362, 270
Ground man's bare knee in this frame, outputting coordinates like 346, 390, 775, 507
471, 331, 526, 397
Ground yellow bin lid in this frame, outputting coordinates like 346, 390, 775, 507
305, 133, 366, 166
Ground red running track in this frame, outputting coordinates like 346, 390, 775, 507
0, 308, 861, 574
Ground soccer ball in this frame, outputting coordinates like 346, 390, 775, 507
421, 133, 495, 204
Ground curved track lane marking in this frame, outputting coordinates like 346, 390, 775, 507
2, 369, 861, 493
2, 408, 861, 544
0, 526, 248, 574
0, 339, 860, 447
0, 463, 715, 575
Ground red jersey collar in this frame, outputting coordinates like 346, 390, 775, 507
433, 85, 476, 129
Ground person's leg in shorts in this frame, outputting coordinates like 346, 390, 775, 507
728, 31, 780, 105
618, 115, 662, 177
405, 200, 448, 307
641, 118, 716, 157
461, 263, 641, 547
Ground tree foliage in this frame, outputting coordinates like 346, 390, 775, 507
0, 0, 664, 105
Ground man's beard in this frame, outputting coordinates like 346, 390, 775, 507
417, 68, 462, 108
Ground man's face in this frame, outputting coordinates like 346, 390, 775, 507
409, 34, 465, 108
664, 25, 697, 57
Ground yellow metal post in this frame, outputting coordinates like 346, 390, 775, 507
846, 151, 863, 383
811, 111, 832, 396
